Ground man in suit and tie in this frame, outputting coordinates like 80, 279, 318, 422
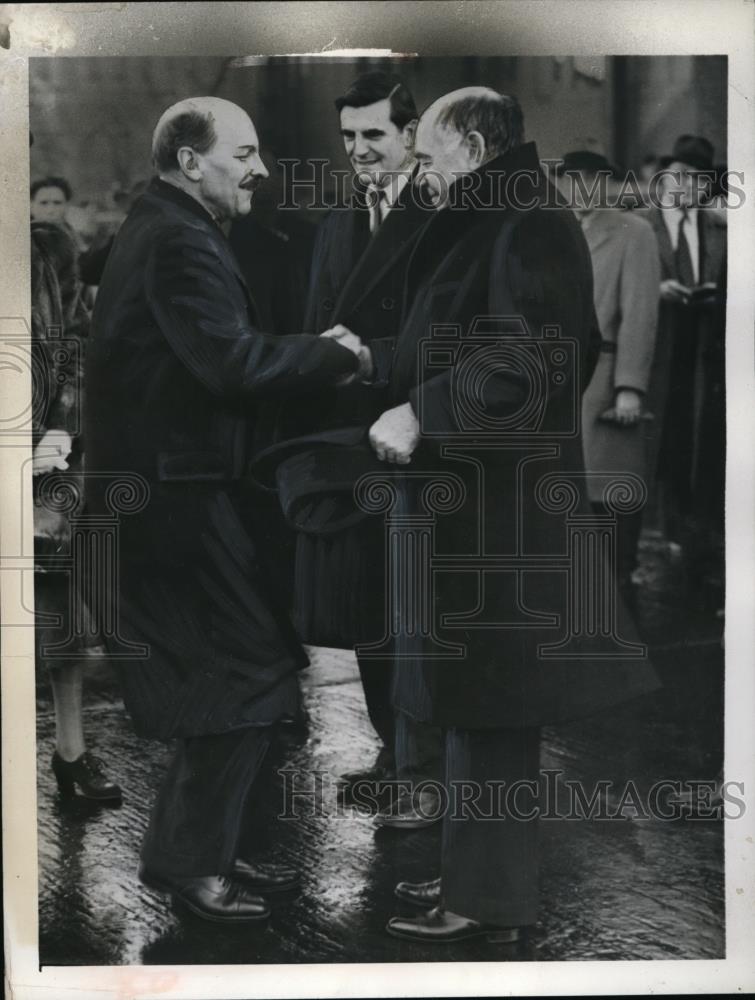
641, 136, 726, 590
299, 71, 441, 824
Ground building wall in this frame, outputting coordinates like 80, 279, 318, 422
29, 55, 726, 214
615, 55, 727, 168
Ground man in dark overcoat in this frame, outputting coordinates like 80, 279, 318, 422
640, 136, 726, 590
366, 88, 659, 942
293, 71, 439, 820
85, 97, 364, 923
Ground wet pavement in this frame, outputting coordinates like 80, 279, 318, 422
36, 536, 725, 966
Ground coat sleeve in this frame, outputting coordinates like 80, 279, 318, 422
409, 209, 595, 435
145, 223, 357, 399
613, 220, 661, 394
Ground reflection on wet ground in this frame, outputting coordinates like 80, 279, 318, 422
37, 541, 724, 965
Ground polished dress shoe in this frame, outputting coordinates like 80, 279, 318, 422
374, 788, 442, 829
51, 750, 122, 804
139, 868, 270, 923
232, 858, 300, 893
386, 906, 522, 943
394, 877, 441, 908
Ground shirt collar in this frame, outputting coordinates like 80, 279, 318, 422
663, 204, 697, 221
367, 166, 414, 210
151, 176, 221, 228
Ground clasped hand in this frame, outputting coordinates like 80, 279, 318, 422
368, 402, 420, 464
320, 324, 373, 382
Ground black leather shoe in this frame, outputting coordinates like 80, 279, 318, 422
232, 858, 300, 893
394, 877, 441, 908
140, 869, 270, 923
386, 906, 522, 943
51, 751, 122, 804
374, 788, 442, 829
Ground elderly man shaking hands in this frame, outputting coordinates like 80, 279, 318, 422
85, 97, 367, 924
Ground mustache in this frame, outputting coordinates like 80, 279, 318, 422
239, 175, 262, 191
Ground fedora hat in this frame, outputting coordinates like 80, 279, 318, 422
554, 150, 621, 179
658, 134, 714, 172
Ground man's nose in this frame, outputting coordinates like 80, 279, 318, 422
256, 158, 269, 179
353, 135, 369, 158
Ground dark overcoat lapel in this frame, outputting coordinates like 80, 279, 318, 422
333, 176, 430, 323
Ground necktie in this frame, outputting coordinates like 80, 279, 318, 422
675, 209, 695, 288
368, 187, 386, 234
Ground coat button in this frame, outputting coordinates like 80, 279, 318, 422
381, 296, 395, 310
323, 298, 334, 311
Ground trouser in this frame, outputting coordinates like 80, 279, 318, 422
395, 708, 443, 784
358, 654, 443, 780
356, 655, 396, 768
442, 726, 541, 928
140, 724, 272, 880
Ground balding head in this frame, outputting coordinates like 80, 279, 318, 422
151, 97, 268, 223
415, 88, 525, 208
152, 97, 248, 173
425, 88, 523, 152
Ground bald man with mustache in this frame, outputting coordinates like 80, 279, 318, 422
86, 97, 366, 923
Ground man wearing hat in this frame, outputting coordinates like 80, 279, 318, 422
641, 135, 726, 586
556, 150, 661, 602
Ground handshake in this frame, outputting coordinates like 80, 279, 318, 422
320, 324, 373, 383
320, 324, 421, 463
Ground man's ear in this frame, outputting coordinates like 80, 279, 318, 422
465, 130, 486, 167
176, 146, 202, 181
403, 119, 418, 149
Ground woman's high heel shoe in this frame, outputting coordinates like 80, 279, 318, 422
51, 750, 123, 804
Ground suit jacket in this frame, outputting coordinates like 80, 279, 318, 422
384, 144, 659, 729
300, 169, 434, 428
579, 209, 660, 501
85, 178, 358, 739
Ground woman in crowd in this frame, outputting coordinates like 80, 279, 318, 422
31, 219, 121, 803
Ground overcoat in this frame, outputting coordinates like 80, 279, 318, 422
640, 207, 726, 527
580, 209, 660, 503
385, 144, 660, 729
294, 170, 433, 434
85, 178, 358, 740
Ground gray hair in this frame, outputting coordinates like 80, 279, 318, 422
434, 91, 524, 159
152, 101, 218, 173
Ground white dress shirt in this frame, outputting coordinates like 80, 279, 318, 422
661, 206, 699, 283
